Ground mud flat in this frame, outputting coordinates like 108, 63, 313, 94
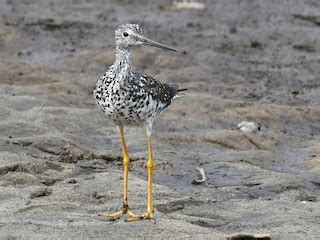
0, 1, 320, 239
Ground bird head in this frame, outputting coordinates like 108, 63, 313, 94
115, 24, 177, 52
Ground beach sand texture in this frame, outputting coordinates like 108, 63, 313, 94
0, 1, 320, 239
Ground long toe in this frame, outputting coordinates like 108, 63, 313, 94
99, 210, 125, 221
126, 209, 144, 222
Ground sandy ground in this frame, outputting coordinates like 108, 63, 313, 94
1, 0, 320, 239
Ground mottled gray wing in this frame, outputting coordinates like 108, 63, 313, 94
131, 73, 178, 106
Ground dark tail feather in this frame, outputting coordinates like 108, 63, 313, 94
177, 88, 188, 92
174, 87, 187, 99
170, 83, 187, 93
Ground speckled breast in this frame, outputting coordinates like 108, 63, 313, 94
94, 78, 165, 126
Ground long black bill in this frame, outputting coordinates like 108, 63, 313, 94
139, 35, 177, 52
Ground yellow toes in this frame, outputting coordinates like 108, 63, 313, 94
98, 209, 155, 223
143, 212, 156, 224
127, 209, 144, 220
99, 210, 124, 221
126, 213, 144, 222
98, 208, 144, 222
125, 211, 156, 223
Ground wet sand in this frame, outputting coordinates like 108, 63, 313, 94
0, 1, 320, 239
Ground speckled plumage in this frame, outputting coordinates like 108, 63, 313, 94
94, 24, 182, 128
94, 23, 185, 222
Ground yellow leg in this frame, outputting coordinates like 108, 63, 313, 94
99, 127, 142, 221
121, 126, 129, 208
145, 135, 156, 223
126, 134, 156, 223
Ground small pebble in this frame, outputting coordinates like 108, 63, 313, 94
237, 121, 261, 133
67, 178, 77, 184
30, 188, 52, 199
192, 167, 207, 184
227, 233, 271, 240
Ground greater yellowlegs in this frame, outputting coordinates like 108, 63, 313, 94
94, 24, 186, 223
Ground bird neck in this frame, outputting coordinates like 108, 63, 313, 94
113, 48, 132, 80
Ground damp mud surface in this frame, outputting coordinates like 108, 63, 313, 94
0, 1, 320, 239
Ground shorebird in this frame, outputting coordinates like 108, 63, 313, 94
94, 24, 185, 223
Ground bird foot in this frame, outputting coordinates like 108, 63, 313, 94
99, 203, 144, 222
126, 212, 156, 224
99, 209, 155, 223
144, 212, 156, 224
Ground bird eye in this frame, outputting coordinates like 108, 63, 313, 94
123, 32, 129, 37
